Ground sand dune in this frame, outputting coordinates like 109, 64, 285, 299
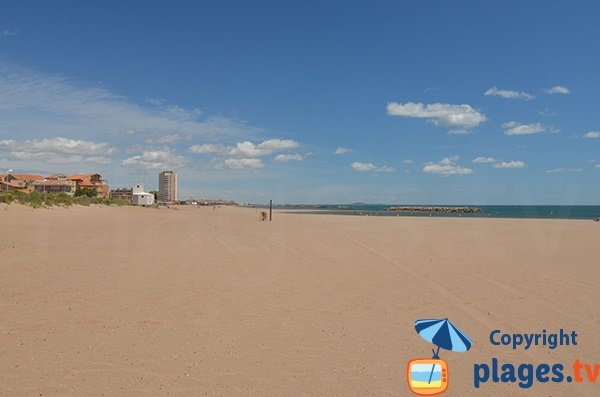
1, 204, 599, 396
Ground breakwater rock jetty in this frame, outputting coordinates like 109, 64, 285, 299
386, 206, 482, 213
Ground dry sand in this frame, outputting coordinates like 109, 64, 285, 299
1, 204, 599, 396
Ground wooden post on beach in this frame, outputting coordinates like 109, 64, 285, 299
269, 200, 272, 221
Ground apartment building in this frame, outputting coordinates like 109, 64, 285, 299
158, 170, 178, 203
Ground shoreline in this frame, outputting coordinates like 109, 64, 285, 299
3, 202, 598, 221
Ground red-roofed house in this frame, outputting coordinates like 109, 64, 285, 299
67, 174, 110, 198
31, 178, 77, 195
0, 174, 45, 192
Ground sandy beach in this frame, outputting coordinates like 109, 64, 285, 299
1, 204, 599, 396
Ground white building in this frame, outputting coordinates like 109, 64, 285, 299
132, 183, 155, 206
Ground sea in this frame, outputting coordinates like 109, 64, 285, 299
271, 204, 600, 220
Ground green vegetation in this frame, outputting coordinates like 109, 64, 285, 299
74, 187, 99, 197
0, 191, 130, 208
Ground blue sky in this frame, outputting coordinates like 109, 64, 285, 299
1, 0, 599, 204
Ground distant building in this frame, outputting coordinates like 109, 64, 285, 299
0, 173, 111, 196
158, 170, 178, 203
68, 173, 109, 198
132, 183, 154, 206
31, 178, 77, 195
110, 188, 133, 201
0, 174, 45, 192
47, 173, 67, 180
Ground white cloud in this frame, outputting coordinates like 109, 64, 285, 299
0, 139, 20, 149
374, 165, 396, 173
35, 138, 116, 155
122, 148, 187, 170
335, 147, 353, 155
1, 64, 321, 178
257, 139, 299, 152
544, 86, 570, 95
351, 162, 395, 173
351, 162, 377, 172
402, 159, 414, 164
422, 156, 473, 176
9, 152, 111, 165
189, 138, 299, 157
537, 107, 557, 117
189, 138, 301, 170
188, 143, 228, 154
447, 128, 472, 135
146, 134, 192, 144
0, 63, 262, 142
386, 102, 486, 130
596, 164, 600, 169
1, 29, 18, 37
502, 121, 552, 136
273, 153, 304, 162
472, 156, 497, 164
484, 87, 534, 100
582, 131, 600, 139
228, 139, 299, 157
493, 160, 526, 169
222, 158, 264, 170
0, 137, 117, 165
228, 141, 264, 157
85, 156, 113, 165
546, 168, 582, 173
464, 157, 527, 169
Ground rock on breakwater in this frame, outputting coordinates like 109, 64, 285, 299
385, 206, 482, 213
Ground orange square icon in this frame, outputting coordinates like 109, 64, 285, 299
407, 358, 448, 396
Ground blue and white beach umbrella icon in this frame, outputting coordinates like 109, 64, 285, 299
415, 318, 473, 384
